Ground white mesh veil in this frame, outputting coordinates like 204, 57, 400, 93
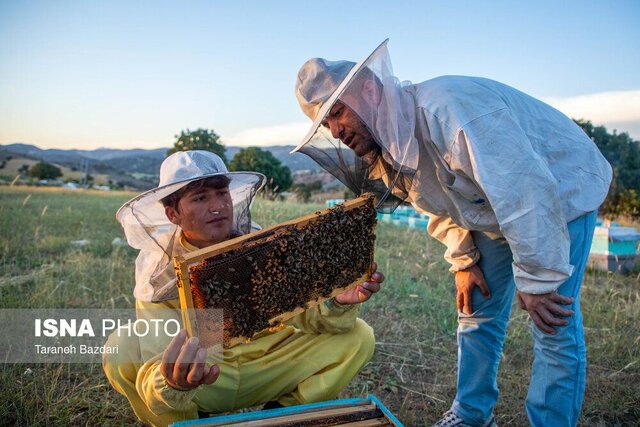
116, 151, 265, 302
293, 40, 419, 212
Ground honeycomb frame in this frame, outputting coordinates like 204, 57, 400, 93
174, 194, 377, 348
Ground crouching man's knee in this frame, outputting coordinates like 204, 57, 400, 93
347, 318, 376, 366
102, 329, 142, 396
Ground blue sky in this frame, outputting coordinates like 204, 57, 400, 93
1, 0, 639, 150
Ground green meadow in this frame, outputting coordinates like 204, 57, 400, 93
0, 187, 638, 426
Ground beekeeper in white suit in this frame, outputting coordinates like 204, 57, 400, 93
293, 39, 612, 427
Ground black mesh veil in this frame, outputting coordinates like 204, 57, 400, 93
293, 40, 419, 213
297, 128, 409, 213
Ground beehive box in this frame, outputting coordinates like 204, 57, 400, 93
589, 225, 639, 273
590, 225, 640, 256
174, 194, 377, 347
169, 395, 404, 427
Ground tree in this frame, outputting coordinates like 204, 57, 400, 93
229, 147, 293, 194
167, 128, 227, 163
575, 119, 640, 219
28, 161, 62, 180
292, 180, 323, 203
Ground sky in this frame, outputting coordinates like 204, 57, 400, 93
1, 0, 639, 150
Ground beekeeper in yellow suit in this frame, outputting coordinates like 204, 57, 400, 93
103, 150, 383, 426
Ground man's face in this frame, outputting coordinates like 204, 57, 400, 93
165, 186, 234, 248
321, 101, 378, 157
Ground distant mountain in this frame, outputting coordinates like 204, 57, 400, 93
77, 148, 168, 161
0, 143, 322, 190
1, 144, 166, 173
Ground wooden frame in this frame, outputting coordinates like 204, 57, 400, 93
169, 394, 404, 426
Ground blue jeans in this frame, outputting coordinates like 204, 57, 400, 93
451, 212, 596, 427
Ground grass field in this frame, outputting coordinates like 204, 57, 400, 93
1, 187, 638, 426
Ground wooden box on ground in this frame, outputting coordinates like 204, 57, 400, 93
169, 395, 404, 427
589, 225, 639, 273
174, 194, 377, 347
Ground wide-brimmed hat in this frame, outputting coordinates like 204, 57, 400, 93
292, 39, 388, 154
116, 150, 265, 230
119, 150, 264, 215
295, 59, 356, 122
291, 39, 421, 214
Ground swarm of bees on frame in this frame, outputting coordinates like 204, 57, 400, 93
188, 195, 377, 347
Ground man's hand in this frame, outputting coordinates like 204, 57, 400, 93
334, 262, 385, 305
160, 330, 220, 391
516, 291, 574, 334
455, 264, 491, 314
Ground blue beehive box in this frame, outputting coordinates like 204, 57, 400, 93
589, 225, 640, 273
326, 198, 345, 208
170, 394, 404, 426
333, 200, 429, 232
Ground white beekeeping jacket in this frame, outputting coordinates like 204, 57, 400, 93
407, 76, 611, 293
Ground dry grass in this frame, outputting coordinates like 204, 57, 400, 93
1, 187, 638, 426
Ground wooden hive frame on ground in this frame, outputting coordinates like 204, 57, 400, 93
174, 194, 377, 347
169, 395, 404, 426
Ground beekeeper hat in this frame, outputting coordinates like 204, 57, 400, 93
295, 59, 356, 122
117, 150, 266, 253
293, 39, 388, 153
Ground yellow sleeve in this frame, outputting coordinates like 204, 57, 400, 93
285, 299, 359, 334
134, 299, 200, 419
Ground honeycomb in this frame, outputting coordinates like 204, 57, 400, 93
176, 194, 377, 347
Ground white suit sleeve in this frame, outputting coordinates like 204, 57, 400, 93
455, 108, 574, 293
426, 212, 479, 272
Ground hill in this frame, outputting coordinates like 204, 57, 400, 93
0, 143, 322, 190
